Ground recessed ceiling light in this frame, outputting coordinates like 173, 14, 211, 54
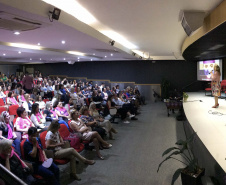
40, 58, 42, 60
78, 60, 80, 61
111, 53, 113, 56
51, 59, 52, 60
14, 32, 20, 35
61, 40, 65, 44
63, 58, 66, 60
37, 43, 40, 46
3, 53, 6, 56
78, 57, 80, 59
30, 58, 32, 60
105, 56, 107, 58
93, 53, 95, 55
91, 59, 93, 61
18, 51, 21, 54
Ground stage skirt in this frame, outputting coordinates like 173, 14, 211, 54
212, 81, 221, 96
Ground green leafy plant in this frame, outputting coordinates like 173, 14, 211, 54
157, 133, 202, 185
183, 92, 189, 99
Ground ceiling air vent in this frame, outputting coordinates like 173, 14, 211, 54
0, 11, 49, 31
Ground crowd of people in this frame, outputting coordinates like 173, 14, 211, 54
0, 71, 146, 185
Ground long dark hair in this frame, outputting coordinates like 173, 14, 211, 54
31, 103, 39, 115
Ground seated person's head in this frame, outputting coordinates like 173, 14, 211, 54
48, 120, 60, 133
79, 106, 89, 115
17, 107, 27, 118
70, 111, 79, 120
1, 111, 10, 123
0, 139, 13, 156
31, 103, 40, 114
28, 127, 38, 139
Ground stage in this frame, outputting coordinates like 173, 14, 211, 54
183, 92, 226, 173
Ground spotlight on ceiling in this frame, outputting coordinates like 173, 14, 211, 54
139, 56, 142, 59
109, 40, 115, 46
49, 8, 61, 22
68, 61, 75, 65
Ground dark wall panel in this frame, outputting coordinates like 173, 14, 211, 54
0, 65, 20, 76
27, 60, 200, 91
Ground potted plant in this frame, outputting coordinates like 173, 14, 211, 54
183, 92, 189, 102
157, 133, 205, 185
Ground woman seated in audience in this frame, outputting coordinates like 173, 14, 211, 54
45, 120, 95, 180
35, 95, 46, 110
54, 100, 70, 124
23, 94, 33, 113
102, 88, 108, 101
14, 107, 35, 139
44, 102, 70, 130
30, 103, 46, 129
89, 102, 117, 139
29, 88, 38, 102
76, 87, 86, 99
24, 127, 60, 185
0, 111, 21, 156
91, 90, 103, 109
80, 106, 106, 139
70, 88, 84, 107
0, 86, 6, 99
4, 86, 11, 97
64, 98, 74, 113
6, 91, 19, 105
18, 89, 26, 104
107, 95, 134, 124
0, 139, 35, 185
70, 111, 112, 159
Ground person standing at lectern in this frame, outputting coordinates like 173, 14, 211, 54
210, 64, 221, 108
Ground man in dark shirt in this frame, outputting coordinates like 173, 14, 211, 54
23, 127, 60, 185
22, 73, 33, 94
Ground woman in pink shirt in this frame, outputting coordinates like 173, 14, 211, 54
6, 91, 19, 106
54, 100, 70, 124
14, 107, 35, 139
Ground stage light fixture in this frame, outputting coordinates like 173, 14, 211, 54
49, 8, 61, 22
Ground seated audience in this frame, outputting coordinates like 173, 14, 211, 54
14, 107, 35, 139
45, 121, 95, 180
24, 127, 60, 185
89, 102, 117, 139
23, 94, 33, 113
54, 101, 70, 124
44, 102, 69, 130
0, 86, 6, 99
70, 111, 112, 159
18, 89, 26, 104
80, 106, 106, 139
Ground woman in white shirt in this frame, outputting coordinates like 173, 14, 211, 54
35, 95, 46, 110
0, 86, 6, 99
30, 103, 46, 129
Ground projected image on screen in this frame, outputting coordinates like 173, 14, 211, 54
197, 59, 222, 81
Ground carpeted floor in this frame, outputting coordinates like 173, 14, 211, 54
59, 102, 186, 185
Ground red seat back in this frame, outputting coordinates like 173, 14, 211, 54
0, 107, 6, 114
58, 124, 70, 139
0, 98, 5, 106
43, 99, 49, 104
39, 131, 47, 149
9, 105, 19, 116
20, 139, 26, 160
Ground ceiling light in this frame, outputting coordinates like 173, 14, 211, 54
67, 51, 84, 56
9, 43, 42, 50
105, 56, 107, 58
93, 53, 95, 55
100, 30, 137, 49
40, 58, 42, 60
37, 43, 40, 46
111, 53, 113, 56
78, 60, 80, 61
91, 59, 93, 61
78, 57, 79, 59
14, 31, 20, 35
30, 58, 32, 60
51, 59, 52, 60
61, 40, 65, 44
18, 51, 21, 54
3, 53, 6, 56
63, 58, 66, 60
42, 0, 97, 24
